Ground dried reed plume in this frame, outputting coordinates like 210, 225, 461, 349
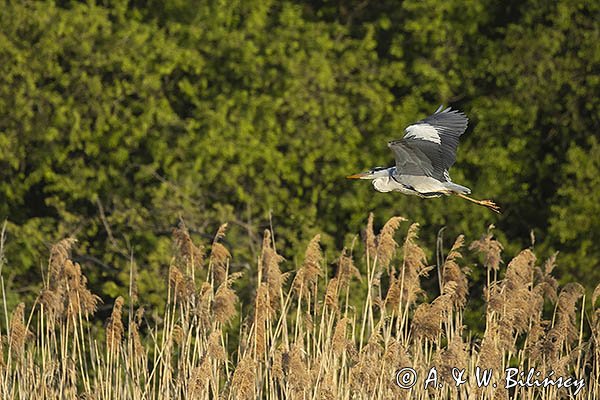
207, 328, 226, 361
209, 223, 231, 287
63, 260, 101, 318
231, 355, 256, 400
253, 283, 270, 356
212, 272, 241, 325
106, 296, 125, 351
441, 235, 469, 309
260, 230, 286, 311
350, 329, 383, 396
412, 281, 456, 342
172, 221, 204, 273
534, 252, 559, 303
394, 223, 433, 308
543, 283, 584, 360
383, 338, 411, 370
478, 319, 503, 372
376, 216, 407, 271
272, 346, 284, 382
383, 270, 401, 309
129, 308, 145, 358
169, 264, 195, 300
194, 281, 214, 330
9, 303, 30, 359
470, 224, 503, 272
332, 317, 350, 356
284, 344, 310, 394
189, 359, 211, 398
318, 369, 338, 400
483, 250, 539, 350
48, 237, 78, 283
41, 238, 100, 320
293, 234, 323, 298
593, 282, 600, 337
324, 276, 340, 311
592, 282, 600, 389
336, 247, 361, 290
365, 213, 377, 259
434, 333, 468, 381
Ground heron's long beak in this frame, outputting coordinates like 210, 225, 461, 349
346, 172, 368, 179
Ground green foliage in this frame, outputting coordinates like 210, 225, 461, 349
550, 136, 600, 282
0, 0, 599, 312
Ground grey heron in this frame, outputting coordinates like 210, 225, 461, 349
347, 105, 500, 213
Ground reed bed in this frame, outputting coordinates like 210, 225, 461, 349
0, 216, 598, 399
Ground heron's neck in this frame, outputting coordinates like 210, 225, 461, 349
377, 166, 395, 178
363, 166, 395, 180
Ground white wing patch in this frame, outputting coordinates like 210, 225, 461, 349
443, 170, 451, 182
404, 123, 441, 144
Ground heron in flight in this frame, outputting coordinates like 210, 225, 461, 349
347, 105, 500, 213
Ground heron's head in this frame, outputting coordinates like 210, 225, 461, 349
346, 167, 390, 180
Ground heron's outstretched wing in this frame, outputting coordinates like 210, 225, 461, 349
388, 106, 468, 179
388, 138, 443, 179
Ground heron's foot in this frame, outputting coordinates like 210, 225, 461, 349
456, 193, 501, 214
479, 199, 501, 214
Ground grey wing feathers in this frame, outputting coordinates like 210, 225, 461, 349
388, 139, 442, 178
388, 105, 468, 180
419, 106, 468, 171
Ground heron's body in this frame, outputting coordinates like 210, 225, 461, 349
370, 166, 471, 198
347, 105, 500, 213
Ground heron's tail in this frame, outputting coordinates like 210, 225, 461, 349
444, 182, 471, 195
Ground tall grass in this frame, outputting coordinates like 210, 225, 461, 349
0, 216, 598, 399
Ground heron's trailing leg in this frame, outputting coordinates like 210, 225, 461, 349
456, 193, 501, 214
